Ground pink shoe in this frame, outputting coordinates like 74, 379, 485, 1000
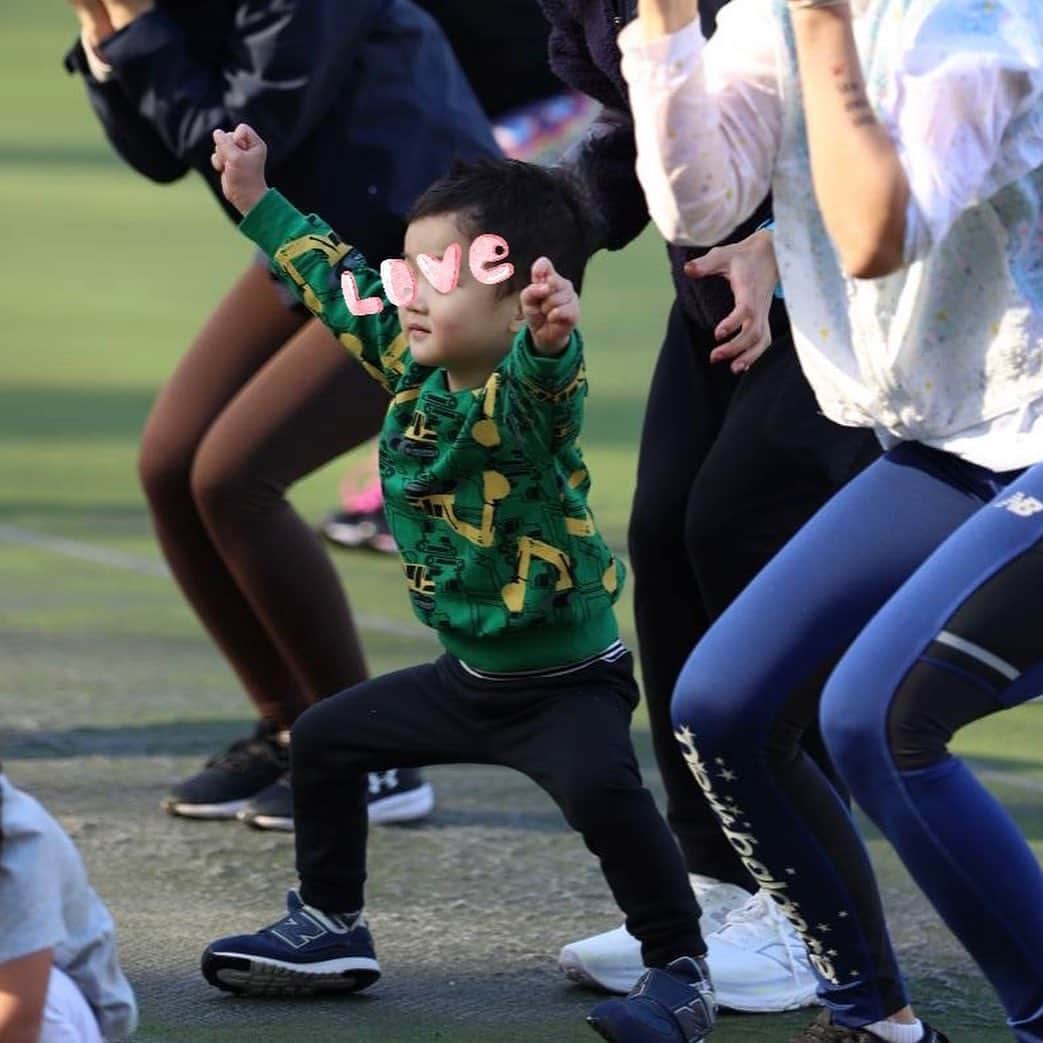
322, 457, 396, 554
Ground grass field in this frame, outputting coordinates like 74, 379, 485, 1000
1, 2, 1041, 1040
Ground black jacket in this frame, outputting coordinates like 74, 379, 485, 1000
414, 0, 562, 118
539, 0, 785, 337
65, 0, 498, 260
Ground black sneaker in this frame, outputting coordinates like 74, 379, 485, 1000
202, 888, 380, 996
367, 768, 435, 824
163, 722, 289, 820
320, 508, 397, 554
788, 1012, 950, 1042
238, 773, 295, 831
587, 955, 716, 1042
239, 769, 436, 832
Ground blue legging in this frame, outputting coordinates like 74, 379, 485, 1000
672, 443, 1043, 1036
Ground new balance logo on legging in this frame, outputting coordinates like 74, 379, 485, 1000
995, 491, 1043, 517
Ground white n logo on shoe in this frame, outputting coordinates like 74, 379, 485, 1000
271, 910, 332, 950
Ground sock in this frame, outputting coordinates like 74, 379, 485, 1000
864, 1018, 924, 1043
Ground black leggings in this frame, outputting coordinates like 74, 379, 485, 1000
628, 299, 879, 885
291, 653, 705, 969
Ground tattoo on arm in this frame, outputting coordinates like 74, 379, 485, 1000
833, 68, 876, 129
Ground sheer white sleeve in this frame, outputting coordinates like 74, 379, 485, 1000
894, 0, 1043, 261
619, 0, 781, 247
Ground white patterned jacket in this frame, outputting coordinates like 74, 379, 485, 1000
621, 0, 1043, 470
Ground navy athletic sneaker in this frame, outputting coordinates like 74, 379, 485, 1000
587, 956, 716, 1042
787, 1012, 949, 1042
201, 889, 381, 997
367, 768, 435, 824
238, 768, 436, 832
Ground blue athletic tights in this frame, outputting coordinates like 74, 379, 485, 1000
671, 442, 1043, 1038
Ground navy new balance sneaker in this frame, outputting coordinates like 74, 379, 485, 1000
201, 890, 380, 997
587, 956, 716, 1042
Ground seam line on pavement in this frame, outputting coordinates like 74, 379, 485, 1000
0, 522, 433, 641
5, 526, 1043, 793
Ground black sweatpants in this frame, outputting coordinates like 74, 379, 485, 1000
628, 299, 880, 886
290, 651, 705, 968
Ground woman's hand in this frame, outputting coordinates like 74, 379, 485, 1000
67, 0, 115, 49
211, 124, 270, 216
684, 228, 778, 373
99, 0, 155, 31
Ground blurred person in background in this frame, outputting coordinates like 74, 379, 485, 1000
63, 0, 497, 833
320, 0, 599, 556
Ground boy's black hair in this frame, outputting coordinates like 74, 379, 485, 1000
406, 157, 597, 295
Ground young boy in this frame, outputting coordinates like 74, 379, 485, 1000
198, 124, 715, 1043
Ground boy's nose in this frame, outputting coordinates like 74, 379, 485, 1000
405, 290, 429, 315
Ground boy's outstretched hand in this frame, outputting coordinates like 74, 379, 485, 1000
211, 124, 269, 217
522, 258, 579, 355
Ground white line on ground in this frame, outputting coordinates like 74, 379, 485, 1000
0, 523, 433, 641
4, 525, 1042, 793
0, 523, 171, 577
975, 769, 1043, 795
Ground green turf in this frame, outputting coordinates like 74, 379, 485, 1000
1, 1, 1042, 1040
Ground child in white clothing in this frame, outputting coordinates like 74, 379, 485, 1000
0, 772, 137, 1042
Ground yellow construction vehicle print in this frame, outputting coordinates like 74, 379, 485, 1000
471, 373, 501, 448
502, 536, 574, 614
408, 471, 511, 548
273, 233, 348, 315
404, 410, 439, 448
403, 562, 437, 598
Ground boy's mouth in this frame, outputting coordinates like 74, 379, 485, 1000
407, 324, 431, 338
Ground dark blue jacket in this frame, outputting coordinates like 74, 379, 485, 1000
539, 0, 786, 337
65, 0, 498, 261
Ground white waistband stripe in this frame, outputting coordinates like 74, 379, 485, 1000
459, 640, 628, 681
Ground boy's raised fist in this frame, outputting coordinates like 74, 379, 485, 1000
211, 123, 269, 216
521, 257, 580, 354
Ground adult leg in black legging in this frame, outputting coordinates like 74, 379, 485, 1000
632, 303, 877, 885
561, 296, 878, 1004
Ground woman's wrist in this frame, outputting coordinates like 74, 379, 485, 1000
80, 20, 113, 50
636, 0, 698, 40
103, 0, 156, 31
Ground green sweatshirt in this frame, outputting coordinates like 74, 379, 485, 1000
242, 190, 623, 671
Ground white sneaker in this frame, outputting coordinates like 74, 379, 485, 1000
557, 875, 750, 994
705, 890, 821, 1012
